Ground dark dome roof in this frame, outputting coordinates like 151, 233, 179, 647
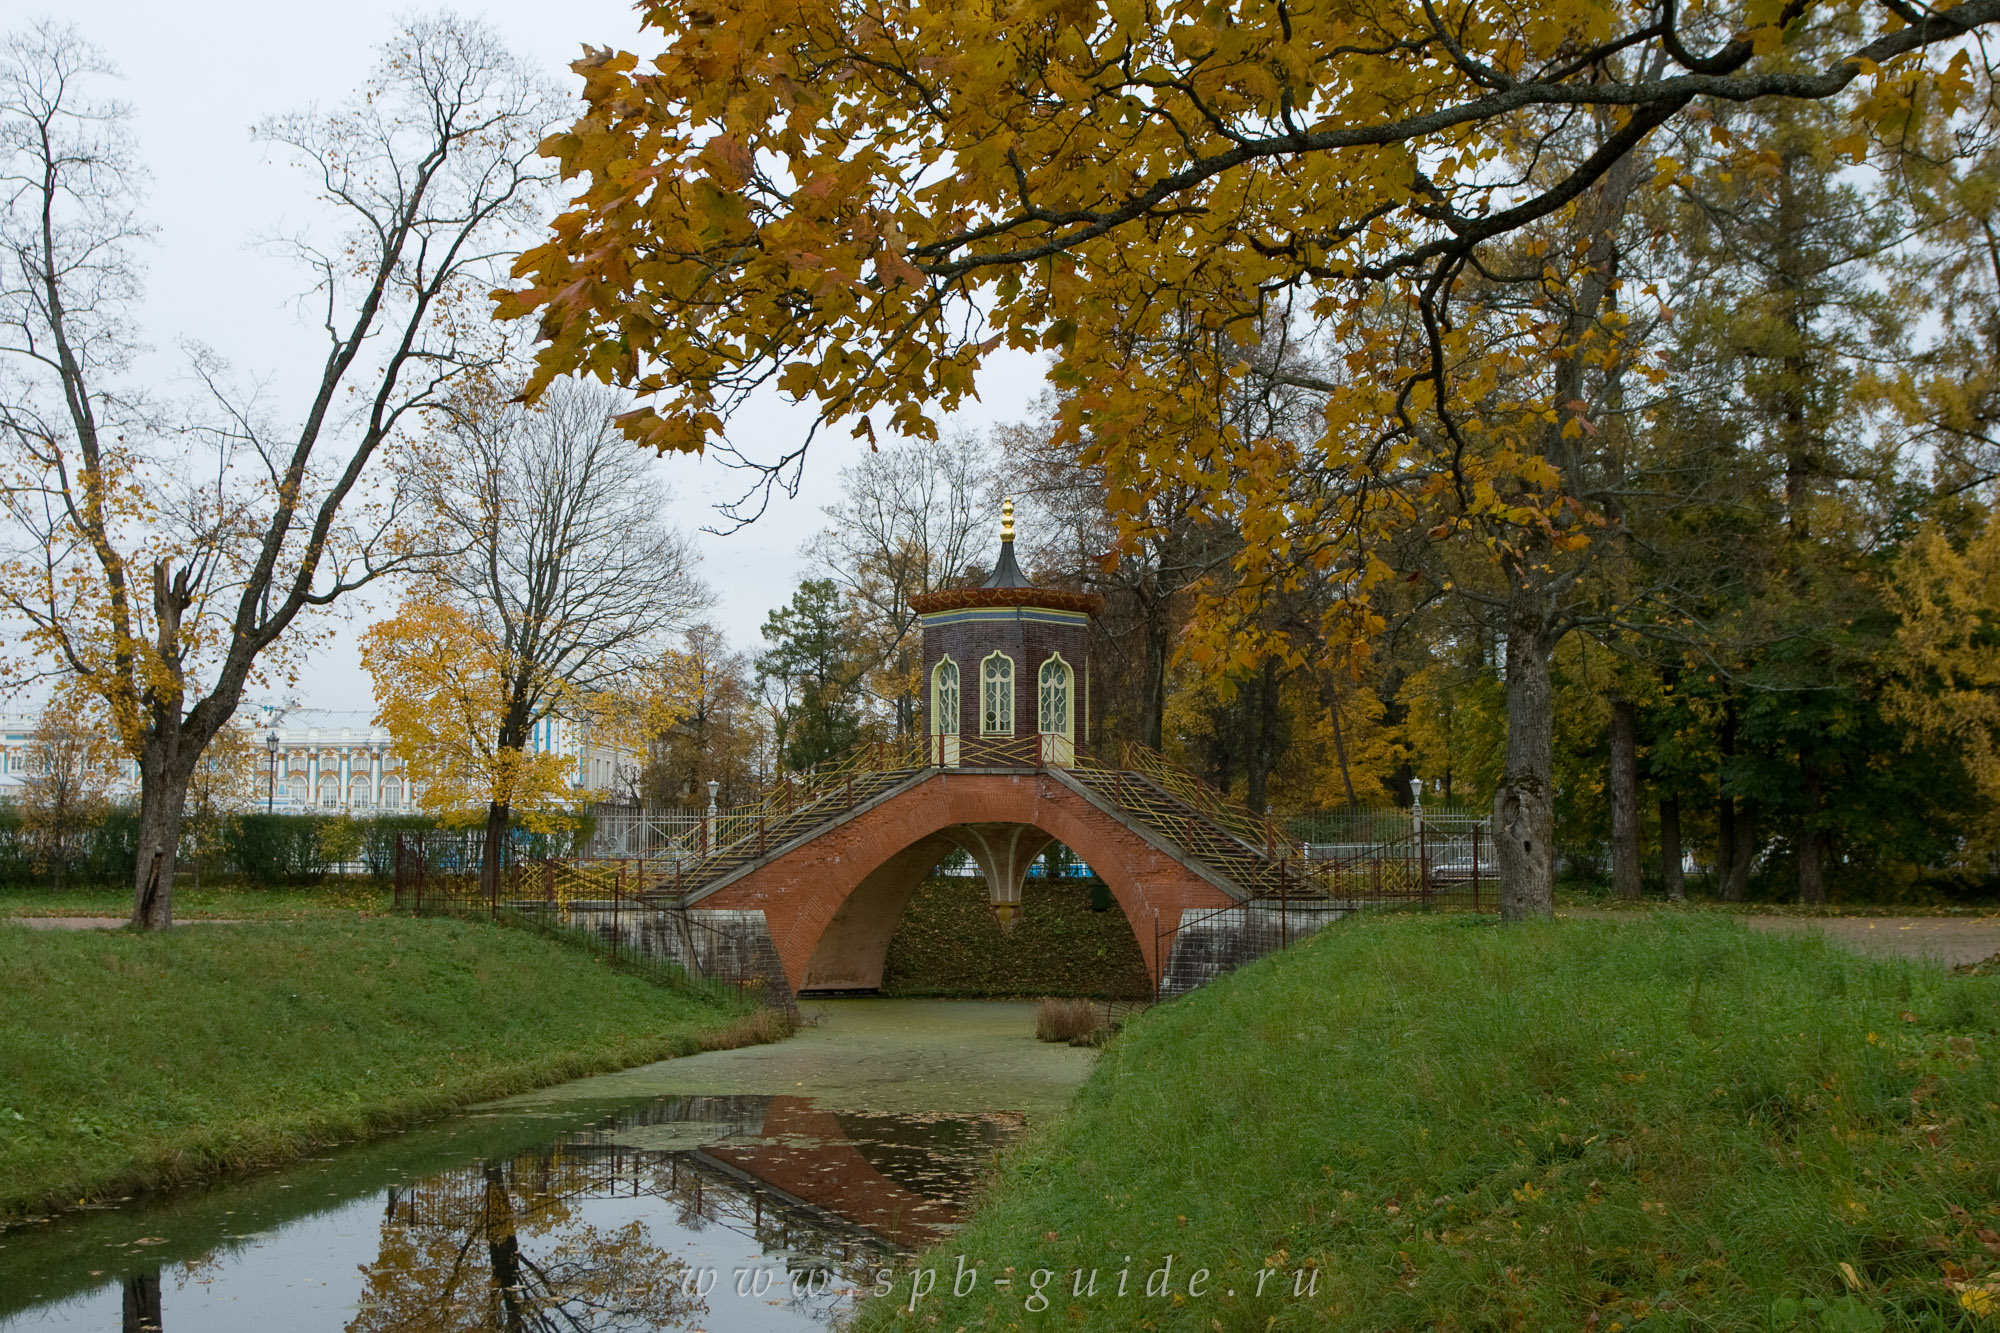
983, 535, 1031, 588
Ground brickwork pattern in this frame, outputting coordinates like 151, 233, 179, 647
697, 770, 1238, 992
920, 610, 1092, 741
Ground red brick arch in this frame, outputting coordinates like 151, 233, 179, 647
692, 770, 1239, 993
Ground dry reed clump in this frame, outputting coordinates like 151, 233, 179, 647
1035, 997, 1100, 1044
699, 1004, 795, 1051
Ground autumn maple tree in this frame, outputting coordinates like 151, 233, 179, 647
505, 0, 1998, 918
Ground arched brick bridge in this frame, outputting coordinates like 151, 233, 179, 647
551, 741, 1360, 1004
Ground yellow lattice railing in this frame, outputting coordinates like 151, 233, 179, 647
1107, 742, 1296, 860
651, 735, 930, 866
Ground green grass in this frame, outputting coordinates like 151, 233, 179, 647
0, 914, 758, 1219
881, 876, 1153, 999
855, 913, 2000, 1331
0, 879, 391, 918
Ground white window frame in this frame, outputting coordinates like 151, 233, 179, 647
1038, 653, 1074, 738
932, 656, 960, 735
981, 651, 1015, 735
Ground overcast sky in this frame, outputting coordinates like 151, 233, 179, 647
38, 2, 1044, 715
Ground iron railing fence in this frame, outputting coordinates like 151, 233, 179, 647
390, 833, 783, 1009
1154, 821, 1494, 997
1288, 804, 1487, 850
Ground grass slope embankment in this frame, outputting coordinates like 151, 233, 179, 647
0, 880, 391, 919
858, 913, 2000, 1332
0, 915, 763, 1220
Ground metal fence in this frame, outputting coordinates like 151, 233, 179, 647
390, 833, 791, 1010
1155, 819, 1494, 997
1288, 804, 1485, 847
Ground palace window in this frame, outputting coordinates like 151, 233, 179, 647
1038, 654, 1073, 737
932, 657, 960, 734
981, 652, 1015, 735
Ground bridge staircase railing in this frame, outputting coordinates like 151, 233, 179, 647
652, 739, 933, 899
1065, 743, 1302, 898
531, 731, 1492, 920
638, 732, 1315, 905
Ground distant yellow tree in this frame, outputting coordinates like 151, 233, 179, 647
1884, 518, 2000, 859
1399, 662, 1508, 810
1163, 660, 1402, 813
360, 601, 579, 835
637, 624, 768, 806
1302, 673, 1406, 809
20, 687, 123, 890
586, 641, 708, 800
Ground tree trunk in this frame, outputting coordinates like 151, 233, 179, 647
479, 800, 511, 904
1659, 792, 1685, 900
1798, 760, 1826, 905
1245, 656, 1282, 813
1609, 697, 1642, 900
1716, 794, 1736, 899
483, 1164, 528, 1331
130, 747, 197, 930
1142, 605, 1170, 751
1325, 680, 1358, 805
1493, 587, 1556, 921
1724, 800, 1758, 901
1485, 131, 1640, 922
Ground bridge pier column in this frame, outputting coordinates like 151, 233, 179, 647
947, 823, 1054, 931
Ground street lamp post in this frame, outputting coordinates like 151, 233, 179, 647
1409, 775, 1424, 834
266, 730, 281, 814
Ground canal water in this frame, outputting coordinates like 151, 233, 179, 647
0, 999, 1096, 1332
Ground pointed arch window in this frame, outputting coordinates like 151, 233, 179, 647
931, 657, 960, 735
981, 652, 1015, 735
1038, 653, 1073, 738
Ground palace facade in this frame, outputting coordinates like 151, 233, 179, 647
0, 705, 637, 814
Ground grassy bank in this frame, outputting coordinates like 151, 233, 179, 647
0, 880, 390, 919
0, 915, 767, 1219
881, 876, 1152, 999
857, 913, 2000, 1331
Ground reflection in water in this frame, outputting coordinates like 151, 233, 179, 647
347, 1156, 703, 1333
1, 1094, 1026, 1333
122, 1270, 161, 1333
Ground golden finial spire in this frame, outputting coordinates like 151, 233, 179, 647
1001, 496, 1015, 542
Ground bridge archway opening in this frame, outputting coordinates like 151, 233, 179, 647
798, 825, 1152, 996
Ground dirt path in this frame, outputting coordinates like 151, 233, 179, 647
1736, 915, 2000, 968
1555, 906, 2000, 967
4, 917, 244, 930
